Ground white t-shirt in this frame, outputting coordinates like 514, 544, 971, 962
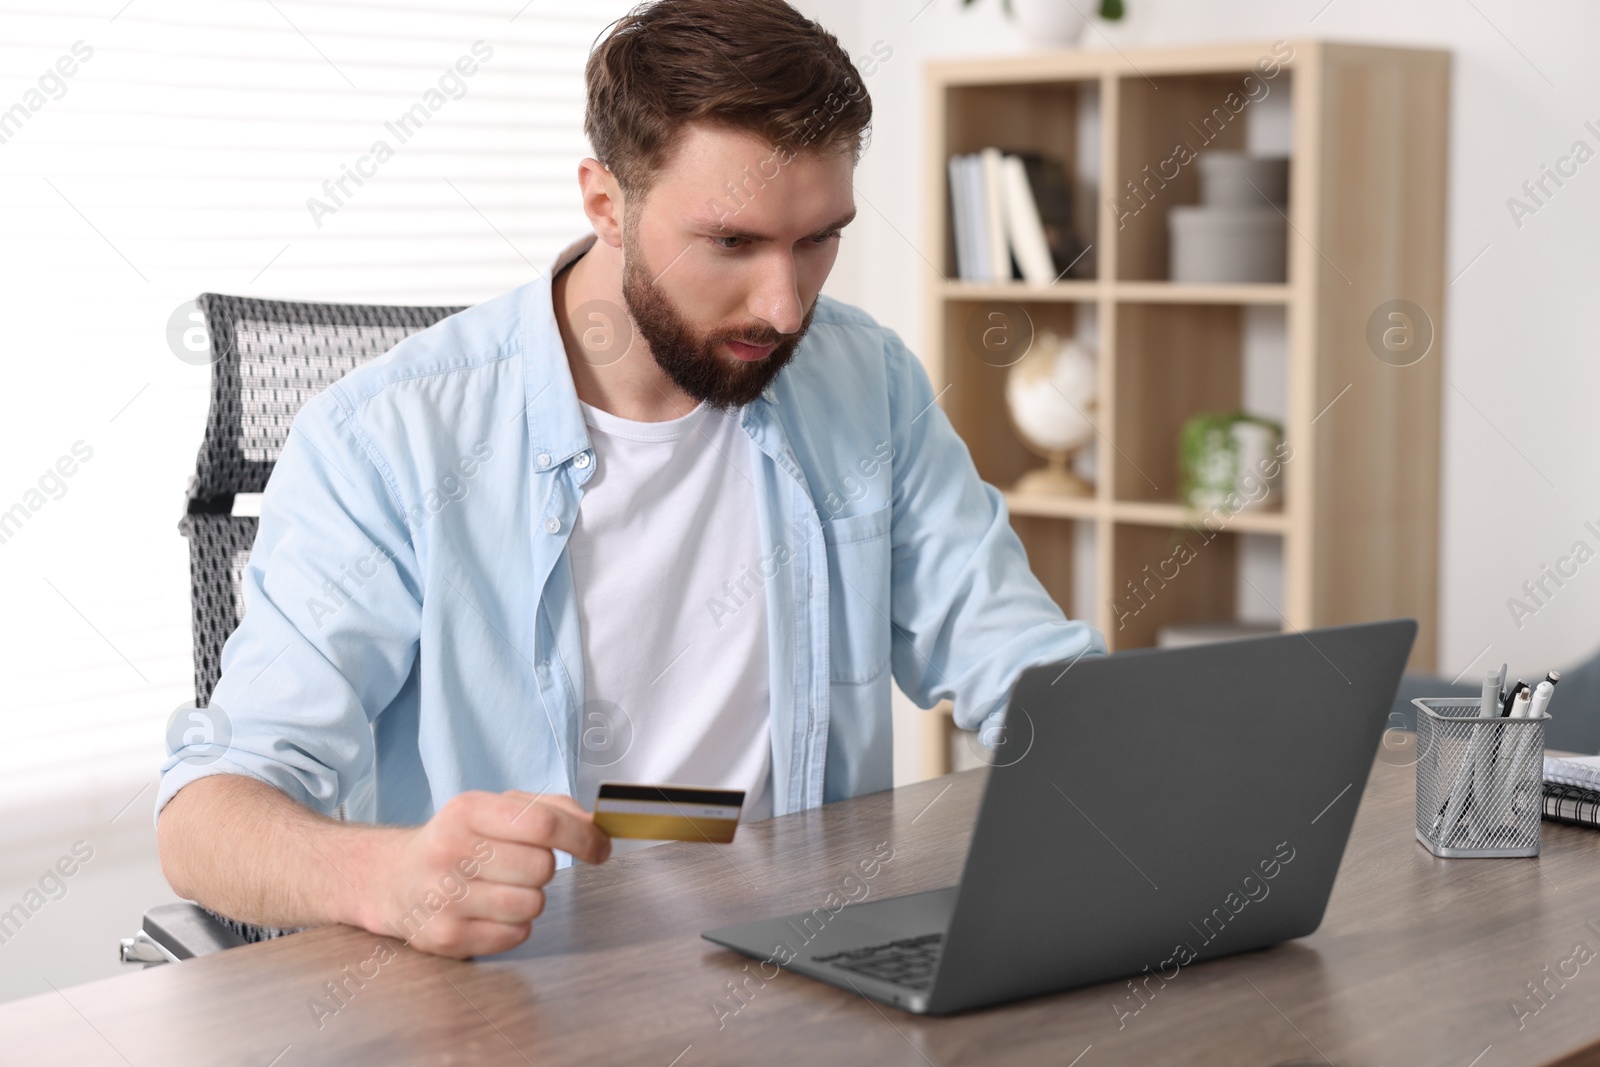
568, 398, 773, 853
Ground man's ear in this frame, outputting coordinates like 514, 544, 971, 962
578, 158, 625, 248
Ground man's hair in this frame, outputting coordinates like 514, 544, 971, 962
584, 0, 872, 197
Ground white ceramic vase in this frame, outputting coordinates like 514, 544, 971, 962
1010, 0, 1090, 47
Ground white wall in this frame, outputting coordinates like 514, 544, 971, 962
799, 0, 1600, 693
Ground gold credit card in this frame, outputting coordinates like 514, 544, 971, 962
592, 783, 745, 843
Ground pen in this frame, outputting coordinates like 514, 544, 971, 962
1475, 689, 1530, 842
1501, 680, 1553, 828
1479, 678, 1526, 839
1437, 695, 1499, 844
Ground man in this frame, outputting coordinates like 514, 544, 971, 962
156, 0, 1105, 961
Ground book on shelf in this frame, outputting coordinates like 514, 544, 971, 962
1017, 152, 1091, 280
948, 148, 1089, 284
979, 148, 1010, 282
947, 156, 975, 282
948, 153, 990, 281
1001, 154, 1055, 284
1542, 754, 1600, 829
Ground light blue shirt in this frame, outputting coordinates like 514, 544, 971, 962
156, 240, 1106, 852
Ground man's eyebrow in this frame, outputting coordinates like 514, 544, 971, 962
818, 208, 858, 233
695, 207, 859, 241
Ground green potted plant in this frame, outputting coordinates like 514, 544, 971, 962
962, 0, 1126, 47
1179, 411, 1284, 513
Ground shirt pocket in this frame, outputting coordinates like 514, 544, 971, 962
821, 503, 892, 685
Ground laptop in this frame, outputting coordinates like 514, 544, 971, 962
702, 618, 1416, 1015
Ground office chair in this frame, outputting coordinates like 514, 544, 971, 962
121, 293, 465, 966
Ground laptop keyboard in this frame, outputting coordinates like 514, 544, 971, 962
812, 932, 944, 990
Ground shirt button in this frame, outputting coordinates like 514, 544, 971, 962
536, 453, 552, 469
574, 451, 591, 469
544, 516, 561, 534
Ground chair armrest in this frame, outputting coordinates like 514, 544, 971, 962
140, 902, 248, 960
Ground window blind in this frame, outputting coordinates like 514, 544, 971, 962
0, 0, 624, 846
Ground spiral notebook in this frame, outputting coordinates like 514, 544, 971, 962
1543, 755, 1600, 829
1546, 755, 1600, 790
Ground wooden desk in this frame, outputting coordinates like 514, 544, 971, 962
7, 754, 1600, 1065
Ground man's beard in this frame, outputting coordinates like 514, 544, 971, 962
621, 230, 814, 411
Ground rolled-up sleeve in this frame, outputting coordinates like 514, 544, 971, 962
156, 390, 423, 824
883, 333, 1107, 740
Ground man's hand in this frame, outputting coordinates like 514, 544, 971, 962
156, 776, 611, 960
361, 790, 611, 958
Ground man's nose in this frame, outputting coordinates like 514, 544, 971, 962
748, 253, 803, 336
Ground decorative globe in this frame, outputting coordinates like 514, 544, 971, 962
1004, 332, 1097, 497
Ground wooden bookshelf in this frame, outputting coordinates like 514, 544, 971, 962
919, 41, 1449, 775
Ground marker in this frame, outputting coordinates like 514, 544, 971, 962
1480, 671, 1501, 718
1528, 679, 1554, 718
1501, 680, 1528, 717
1510, 688, 1531, 719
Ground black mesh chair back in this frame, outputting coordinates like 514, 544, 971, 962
177, 293, 465, 944
183, 294, 465, 705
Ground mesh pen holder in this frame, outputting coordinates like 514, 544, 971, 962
1414, 697, 1548, 858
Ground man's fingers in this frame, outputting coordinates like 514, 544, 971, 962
471, 840, 558, 889
455, 882, 545, 926
426, 918, 533, 960
502, 790, 592, 825
504, 790, 588, 818
471, 793, 611, 864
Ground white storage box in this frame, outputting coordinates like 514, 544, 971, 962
1168, 206, 1287, 284
1198, 152, 1289, 208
